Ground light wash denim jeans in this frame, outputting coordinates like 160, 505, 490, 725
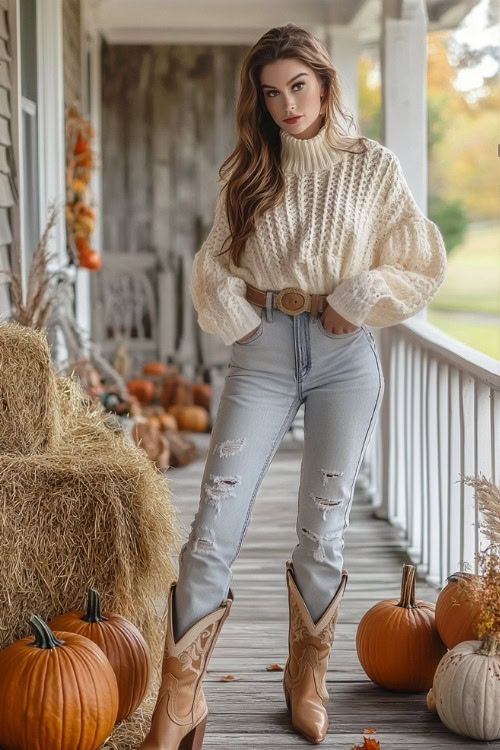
173, 294, 385, 641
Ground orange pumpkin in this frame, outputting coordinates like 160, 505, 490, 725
356, 564, 447, 691
50, 589, 152, 722
127, 379, 155, 404
74, 135, 90, 154
72, 177, 87, 193
435, 571, 480, 648
175, 405, 209, 432
79, 247, 101, 271
143, 361, 169, 376
0, 615, 118, 750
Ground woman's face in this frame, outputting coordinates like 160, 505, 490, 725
259, 57, 325, 139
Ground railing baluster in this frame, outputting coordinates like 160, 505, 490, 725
405, 340, 413, 542
419, 348, 429, 576
460, 373, 476, 572
426, 356, 441, 585
438, 361, 449, 585
409, 344, 423, 563
448, 367, 461, 573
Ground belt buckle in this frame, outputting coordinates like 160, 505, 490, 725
274, 287, 310, 316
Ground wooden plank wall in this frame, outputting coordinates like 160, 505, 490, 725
100, 43, 249, 372
0, 0, 16, 319
62, 0, 81, 111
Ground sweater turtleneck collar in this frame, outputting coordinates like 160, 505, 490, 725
280, 123, 343, 175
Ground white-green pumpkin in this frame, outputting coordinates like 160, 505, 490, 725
432, 634, 500, 741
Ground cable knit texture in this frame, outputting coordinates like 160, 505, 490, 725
190, 124, 447, 346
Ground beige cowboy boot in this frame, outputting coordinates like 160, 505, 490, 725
283, 559, 348, 744
139, 581, 233, 750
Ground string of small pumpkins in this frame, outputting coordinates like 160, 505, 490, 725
355, 563, 499, 742
0, 589, 151, 750
65, 106, 102, 271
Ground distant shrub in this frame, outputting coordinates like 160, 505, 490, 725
429, 196, 468, 255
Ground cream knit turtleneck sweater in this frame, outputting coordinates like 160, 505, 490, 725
190, 125, 447, 346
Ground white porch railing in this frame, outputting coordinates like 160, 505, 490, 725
369, 319, 500, 589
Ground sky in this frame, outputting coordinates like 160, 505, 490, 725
453, 0, 499, 92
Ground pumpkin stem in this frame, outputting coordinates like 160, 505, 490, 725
397, 564, 418, 608
477, 633, 499, 657
82, 588, 108, 623
29, 615, 65, 649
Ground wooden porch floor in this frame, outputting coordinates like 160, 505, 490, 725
166, 432, 499, 750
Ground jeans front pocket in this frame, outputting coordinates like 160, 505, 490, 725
315, 317, 365, 339
234, 303, 264, 345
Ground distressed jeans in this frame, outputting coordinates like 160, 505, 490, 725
173, 295, 385, 641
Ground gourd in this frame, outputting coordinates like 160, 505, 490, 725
0, 615, 118, 750
435, 571, 480, 648
356, 564, 447, 691
50, 589, 152, 722
432, 634, 500, 740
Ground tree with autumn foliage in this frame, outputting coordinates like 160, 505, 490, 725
357, 22, 498, 253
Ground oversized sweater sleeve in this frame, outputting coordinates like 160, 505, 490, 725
190, 188, 262, 346
326, 152, 447, 328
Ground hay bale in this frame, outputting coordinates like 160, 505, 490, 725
0, 366, 184, 677
103, 692, 157, 748
0, 322, 63, 454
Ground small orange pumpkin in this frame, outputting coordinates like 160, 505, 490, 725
435, 571, 481, 648
72, 177, 87, 193
50, 589, 152, 722
356, 564, 447, 691
74, 135, 90, 154
143, 361, 169, 376
175, 405, 209, 432
127, 379, 155, 404
0, 615, 118, 750
79, 247, 101, 271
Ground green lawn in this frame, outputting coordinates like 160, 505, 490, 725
426, 309, 500, 360
427, 222, 499, 359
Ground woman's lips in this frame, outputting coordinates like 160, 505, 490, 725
283, 115, 303, 124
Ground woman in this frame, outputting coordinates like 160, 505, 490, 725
140, 23, 447, 750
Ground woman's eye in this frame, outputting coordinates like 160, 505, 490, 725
266, 81, 305, 97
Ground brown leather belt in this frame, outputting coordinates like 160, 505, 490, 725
245, 283, 328, 317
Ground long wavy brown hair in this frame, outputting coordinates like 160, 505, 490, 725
213, 23, 369, 267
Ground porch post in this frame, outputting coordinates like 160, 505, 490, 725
381, 0, 428, 215
323, 25, 360, 132
376, 0, 429, 521
36, 0, 66, 261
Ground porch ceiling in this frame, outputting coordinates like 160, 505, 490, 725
88, 0, 482, 45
